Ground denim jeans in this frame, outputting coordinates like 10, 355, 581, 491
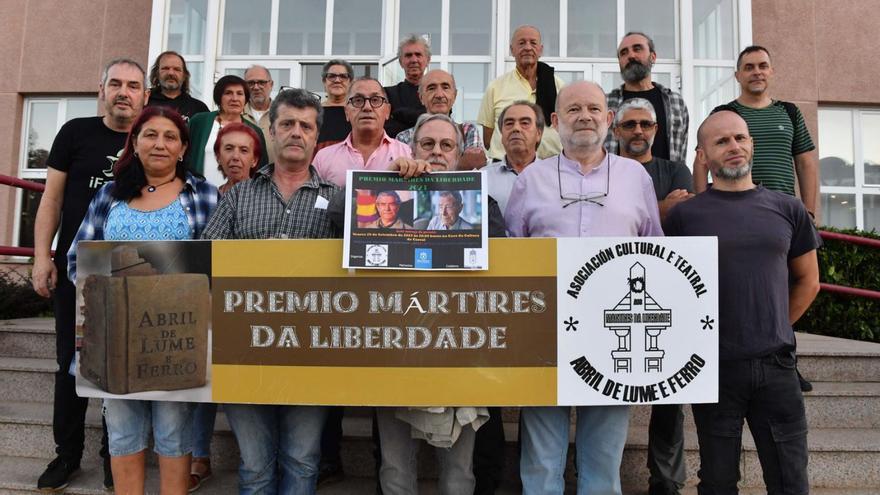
376, 408, 476, 495
192, 402, 218, 458
224, 404, 327, 495
520, 405, 630, 495
103, 399, 194, 457
692, 352, 808, 495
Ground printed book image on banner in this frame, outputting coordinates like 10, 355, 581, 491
556, 237, 719, 406
73, 240, 214, 402
342, 170, 489, 270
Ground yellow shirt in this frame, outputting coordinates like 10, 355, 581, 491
476, 67, 564, 160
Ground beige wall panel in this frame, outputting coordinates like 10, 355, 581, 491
0, 0, 28, 93
750, 0, 818, 102
18, 1, 107, 93
0, 94, 24, 248
815, 0, 880, 103
99, 0, 152, 70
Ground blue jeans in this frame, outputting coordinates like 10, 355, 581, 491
520, 405, 630, 495
192, 402, 218, 458
224, 404, 327, 495
103, 399, 194, 457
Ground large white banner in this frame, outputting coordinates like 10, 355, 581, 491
557, 237, 718, 406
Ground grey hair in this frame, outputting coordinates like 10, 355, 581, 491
101, 58, 146, 87
418, 69, 457, 95
497, 100, 545, 132
244, 64, 272, 81
613, 98, 657, 127
322, 59, 354, 80
622, 31, 656, 54
510, 25, 542, 44
376, 190, 402, 204
437, 190, 463, 206
270, 87, 324, 130
397, 34, 432, 59
411, 113, 464, 155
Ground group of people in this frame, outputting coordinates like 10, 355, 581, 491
29, 23, 819, 495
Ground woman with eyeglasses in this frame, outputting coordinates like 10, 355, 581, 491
188, 75, 268, 187
316, 59, 354, 151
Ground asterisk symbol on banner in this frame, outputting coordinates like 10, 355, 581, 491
564, 317, 579, 331
701, 315, 715, 330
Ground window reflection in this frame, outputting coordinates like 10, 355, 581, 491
222, 0, 271, 55
168, 0, 207, 55
821, 193, 856, 229
693, 0, 735, 60
400, 0, 441, 54
818, 109, 854, 187
568, 0, 615, 57
450, 0, 491, 55
509, 0, 559, 57
332, 0, 381, 55
278, 0, 326, 55
861, 112, 880, 185
626, 0, 676, 58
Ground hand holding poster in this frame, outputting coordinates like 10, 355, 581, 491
342, 170, 489, 270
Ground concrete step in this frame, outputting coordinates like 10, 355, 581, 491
0, 357, 55, 403
2, 457, 878, 495
626, 381, 880, 429
795, 332, 880, 382
0, 319, 54, 360
2, 400, 878, 489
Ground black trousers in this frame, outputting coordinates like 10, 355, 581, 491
52, 277, 109, 462
473, 407, 505, 495
692, 352, 808, 495
647, 404, 686, 493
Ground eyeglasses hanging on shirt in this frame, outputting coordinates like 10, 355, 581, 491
557, 153, 610, 208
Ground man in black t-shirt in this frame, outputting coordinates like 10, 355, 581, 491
606, 32, 689, 164
145, 50, 209, 121
384, 35, 429, 138
31, 57, 147, 492
665, 110, 819, 495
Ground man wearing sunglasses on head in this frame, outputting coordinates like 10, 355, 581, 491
506, 80, 662, 495
313, 77, 412, 187
613, 98, 694, 225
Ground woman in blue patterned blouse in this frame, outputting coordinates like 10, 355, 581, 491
67, 106, 217, 494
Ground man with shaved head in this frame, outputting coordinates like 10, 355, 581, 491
506, 80, 662, 494
664, 110, 820, 494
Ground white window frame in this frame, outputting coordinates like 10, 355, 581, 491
13, 96, 98, 249
819, 107, 880, 231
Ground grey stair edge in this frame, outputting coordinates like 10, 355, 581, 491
0, 319, 54, 335
2, 400, 877, 454
0, 357, 56, 372
794, 332, 880, 357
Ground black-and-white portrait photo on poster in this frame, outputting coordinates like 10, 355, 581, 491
343, 170, 489, 270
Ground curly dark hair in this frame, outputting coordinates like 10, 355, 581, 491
148, 51, 191, 95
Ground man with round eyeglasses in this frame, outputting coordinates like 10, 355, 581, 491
313, 77, 412, 187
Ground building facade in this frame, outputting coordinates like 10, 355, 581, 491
1, 0, 878, 256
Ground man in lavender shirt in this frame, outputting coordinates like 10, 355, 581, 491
506, 80, 663, 495
313, 77, 413, 187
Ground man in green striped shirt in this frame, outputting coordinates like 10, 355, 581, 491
694, 46, 819, 220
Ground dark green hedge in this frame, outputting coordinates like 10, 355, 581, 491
795, 227, 880, 343
0, 267, 52, 320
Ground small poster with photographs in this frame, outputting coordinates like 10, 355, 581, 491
342, 170, 489, 270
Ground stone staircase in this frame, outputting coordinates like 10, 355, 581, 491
0, 318, 878, 494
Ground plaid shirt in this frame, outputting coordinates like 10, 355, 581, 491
66, 173, 218, 282
605, 82, 690, 163
201, 164, 340, 240
395, 121, 484, 150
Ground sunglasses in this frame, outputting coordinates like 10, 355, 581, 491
618, 119, 657, 131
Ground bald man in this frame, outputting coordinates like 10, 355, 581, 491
506, 80, 662, 495
664, 110, 819, 494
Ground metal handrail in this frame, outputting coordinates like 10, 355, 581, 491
0, 174, 45, 193
819, 230, 880, 249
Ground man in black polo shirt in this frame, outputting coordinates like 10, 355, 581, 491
384, 35, 429, 138
664, 110, 820, 495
